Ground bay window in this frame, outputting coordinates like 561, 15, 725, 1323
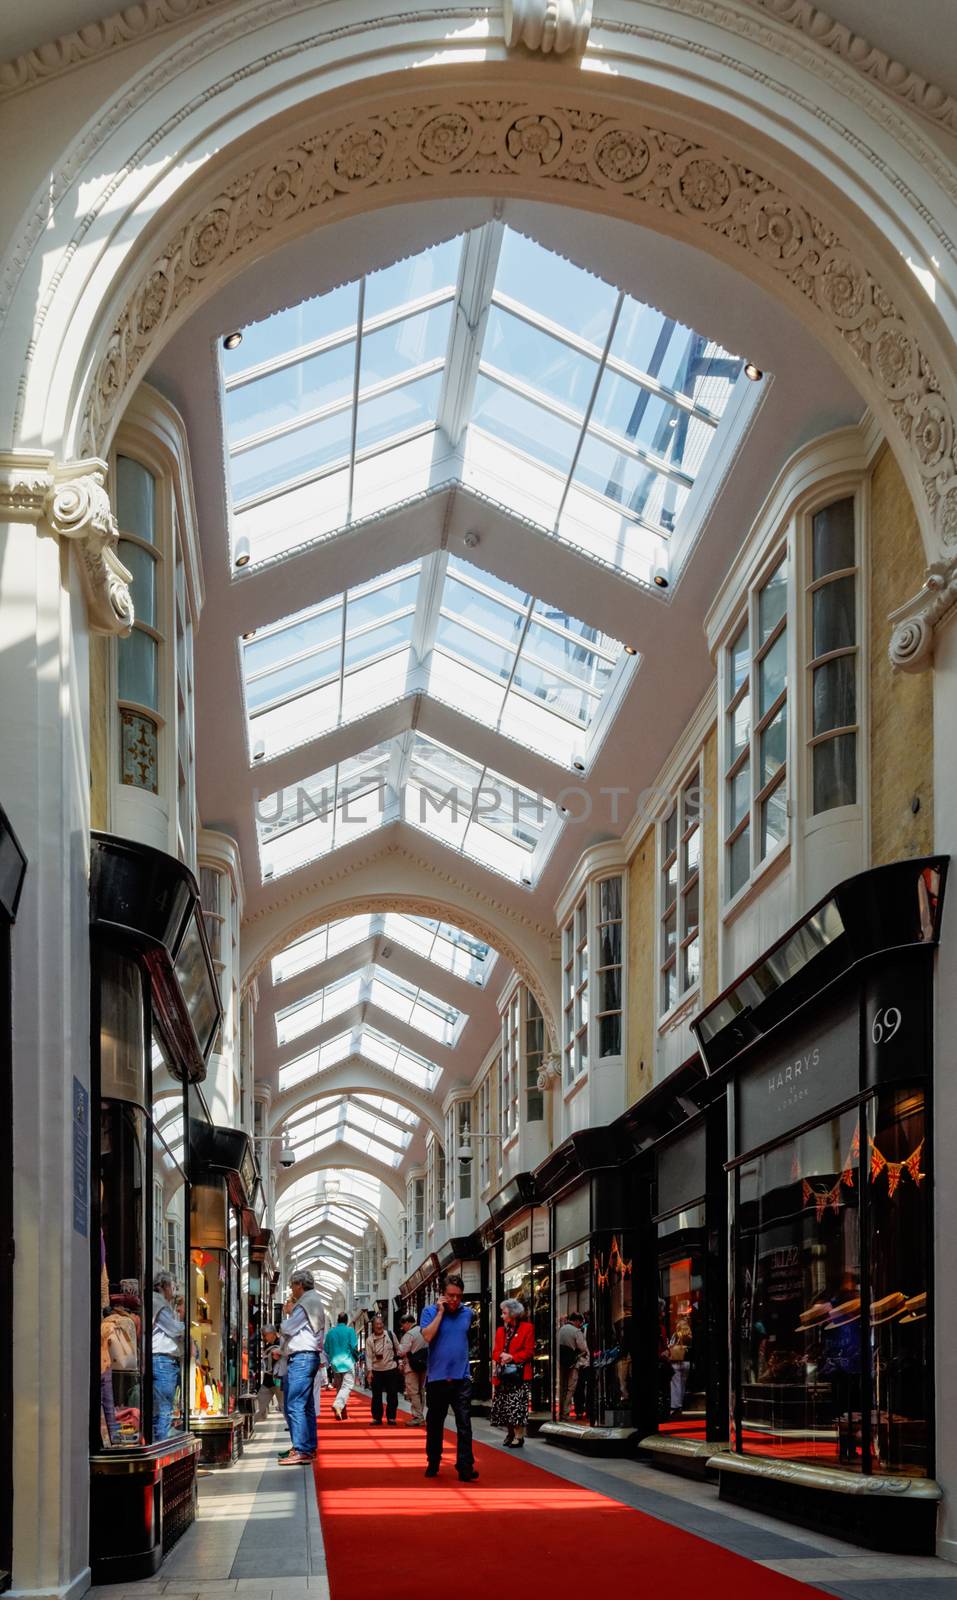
116, 456, 162, 795
595, 877, 623, 1056
525, 991, 545, 1122
807, 496, 859, 814
562, 896, 588, 1087
660, 771, 701, 1014
500, 992, 520, 1141
724, 555, 789, 901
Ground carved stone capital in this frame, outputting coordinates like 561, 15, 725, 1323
503, 0, 593, 55
0, 449, 55, 522
888, 554, 957, 672
537, 1052, 563, 1090
46, 460, 134, 637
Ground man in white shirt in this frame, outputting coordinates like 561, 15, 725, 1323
151, 1271, 184, 1441
558, 1312, 589, 1420
278, 1270, 325, 1465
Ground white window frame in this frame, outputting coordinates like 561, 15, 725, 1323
721, 544, 792, 911
524, 990, 545, 1123
801, 489, 863, 830
113, 450, 166, 801
593, 875, 623, 1058
500, 991, 520, 1145
478, 1073, 493, 1192
658, 767, 702, 1021
562, 895, 588, 1089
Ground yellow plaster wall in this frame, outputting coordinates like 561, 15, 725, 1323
89, 634, 110, 832
626, 828, 656, 1105
869, 447, 934, 864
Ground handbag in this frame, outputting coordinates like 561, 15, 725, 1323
498, 1359, 522, 1384
409, 1344, 429, 1374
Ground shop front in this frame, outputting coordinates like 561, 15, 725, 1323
696, 857, 947, 1553
89, 835, 221, 1583
435, 1237, 486, 1395
187, 1121, 260, 1465
538, 1131, 635, 1452
483, 1175, 550, 1422
399, 1253, 440, 1325
0, 805, 26, 1594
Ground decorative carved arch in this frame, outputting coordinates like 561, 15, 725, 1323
244, 890, 559, 1052
70, 80, 957, 572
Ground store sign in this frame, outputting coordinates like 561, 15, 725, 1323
736, 1001, 858, 1154
72, 1077, 89, 1237
503, 1208, 548, 1269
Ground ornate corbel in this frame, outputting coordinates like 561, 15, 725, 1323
45, 460, 134, 637
0, 448, 55, 523
888, 553, 957, 672
537, 1052, 563, 1091
503, 0, 593, 55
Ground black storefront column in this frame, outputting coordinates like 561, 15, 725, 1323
0, 806, 26, 1594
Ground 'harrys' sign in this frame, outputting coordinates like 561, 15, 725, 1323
736, 1003, 858, 1154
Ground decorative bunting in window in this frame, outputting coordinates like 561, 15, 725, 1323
868, 1136, 925, 1197
594, 1234, 632, 1289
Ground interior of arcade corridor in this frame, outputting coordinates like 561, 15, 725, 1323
4, 2, 957, 1593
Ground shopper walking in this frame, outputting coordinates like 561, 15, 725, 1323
421, 1273, 478, 1482
397, 1311, 428, 1425
325, 1312, 359, 1421
491, 1297, 534, 1447
278, 1271, 324, 1465
558, 1311, 589, 1420
365, 1312, 401, 1425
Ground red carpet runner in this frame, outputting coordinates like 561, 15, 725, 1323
312, 1395, 832, 1600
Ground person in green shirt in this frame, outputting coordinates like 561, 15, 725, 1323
324, 1313, 359, 1421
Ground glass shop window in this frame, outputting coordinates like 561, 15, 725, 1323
590, 1232, 634, 1428
190, 1244, 227, 1418
148, 1032, 187, 1443
657, 1203, 706, 1439
737, 1107, 862, 1470
595, 876, 623, 1056
98, 1100, 148, 1447
525, 990, 545, 1122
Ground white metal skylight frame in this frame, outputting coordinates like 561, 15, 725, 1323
256, 727, 560, 887
282, 1093, 414, 1164
274, 961, 467, 1049
270, 912, 495, 989
222, 222, 755, 586
277, 1024, 441, 1094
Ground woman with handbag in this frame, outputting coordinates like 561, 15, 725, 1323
491, 1297, 535, 1448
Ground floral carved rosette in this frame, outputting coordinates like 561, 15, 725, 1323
907, 395, 955, 481
329, 122, 394, 190
415, 109, 480, 173
670, 149, 738, 224
503, 110, 566, 174
248, 150, 313, 228
813, 247, 872, 331
588, 124, 652, 189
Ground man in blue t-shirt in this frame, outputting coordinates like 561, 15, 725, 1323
420, 1273, 478, 1482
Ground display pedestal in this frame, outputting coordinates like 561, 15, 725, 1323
539, 1420, 636, 1456
638, 1433, 728, 1481
237, 1395, 256, 1441
713, 1454, 941, 1553
191, 1414, 244, 1467
90, 1434, 200, 1584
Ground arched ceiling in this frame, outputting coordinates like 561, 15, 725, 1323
151, 196, 861, 1215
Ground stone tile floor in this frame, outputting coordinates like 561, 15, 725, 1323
86, 1404, 957, 1600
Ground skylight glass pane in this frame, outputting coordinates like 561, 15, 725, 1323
591, 374, 697, 462
494, 230, 617, 342
368, 964, 466, 1044
232, 407, 352, 504
258, 743, 390, 878
354, 369, 443, 454
222, 281, 359, 377
276, 970, 363, 1046
360, 303, 453, 387
360, 1026, 440, 1090
483, 306, 597, 414
362, 238, 461, 319
225, 340, 356, 446
277, 1030, 353, 1091
572, 434, 691, 536
471, 375, 579, 478
380, 913, 495, 984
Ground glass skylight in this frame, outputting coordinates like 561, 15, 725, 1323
271, 913, 495, 988
243, 552, 626, 766
277, 1023, 441, 1093
276, 1169, 388, 1229
245, 563, 419, 760
274, 962, 466, 1048
223, 223, 754, 584
283, 1094, 414, 1165
256, 729, 556, 885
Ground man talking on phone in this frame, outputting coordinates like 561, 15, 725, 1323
420, 1273, 479, 1482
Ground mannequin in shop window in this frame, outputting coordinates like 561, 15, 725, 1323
152, 1272, 185, 1441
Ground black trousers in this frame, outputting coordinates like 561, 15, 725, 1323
425, 1378, 473, 1472
370, 1368, 399, 1422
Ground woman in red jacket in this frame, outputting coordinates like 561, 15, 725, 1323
491, 1297, 535, 1448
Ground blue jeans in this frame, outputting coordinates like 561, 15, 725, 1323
285, 1352, 321, 1455
153, 1355, 180, 1441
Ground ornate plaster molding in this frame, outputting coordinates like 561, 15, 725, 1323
80, 93, 957, 566
0, 451, 134, 635
537, 1051, 562, 1090
888, 554, 957, 672
0, 0, 232, 97
740, 0, 957, 140
504, 0, 592, 55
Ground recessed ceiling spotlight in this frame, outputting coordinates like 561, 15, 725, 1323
624, 644, 638, 656
234, 534, 251, 568
653, 565, 670, 589
242, 629, 256, 641
744, 361, 763, 382
521, 874, 532, 885
252, 739, 265, 761
572, 760, 586, 773
464, 531, 480, 548
223, 331, 243, 351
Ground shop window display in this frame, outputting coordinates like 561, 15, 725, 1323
502, 1258, 550, 1413
736, 1092, 930, 1475
96, 951, 189, 1449
554, 1232, 633, 1427
189, 1249, 227, 1417
657, 1203, 706, 1439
